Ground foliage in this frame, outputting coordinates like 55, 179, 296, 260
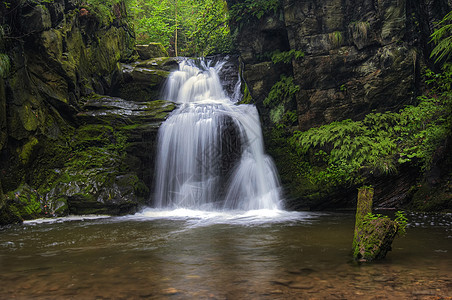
362, 211, 407, 237
264, 75, 299, 107
269, 50, 304, 64
83, 0, 123, 25
264, 75, 299, 126
329, 31, 343, 47
394, 210, 408, 236
127, 0, 232, 56
430, 10, 452, 63
184, 0, 232, 56
289, 67, 451, 187
229, 0, 280, 26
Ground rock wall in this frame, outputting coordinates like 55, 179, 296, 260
229, 0, 451, 209
0, 0, 174, 224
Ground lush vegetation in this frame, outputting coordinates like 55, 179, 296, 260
229, 0, 279, 27
90, 0, 284, 56
266, 9, 452, 196
288, 66, 451, 188
126, 0, 232, 56
430, 10, 452, 63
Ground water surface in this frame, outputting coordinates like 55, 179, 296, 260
1, 210, 451, 299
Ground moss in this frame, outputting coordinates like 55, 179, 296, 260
239, 80, 253, 104
18, 137, 39, 164
5, 184, 43, 220
352, 187, 400, 261
354, 216, 398, 261
19, 102, 40, 132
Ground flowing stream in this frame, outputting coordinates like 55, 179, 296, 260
153, 58, 281, 210
0, 212, 451, 299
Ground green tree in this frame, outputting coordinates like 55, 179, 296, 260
126, 0, 232, 56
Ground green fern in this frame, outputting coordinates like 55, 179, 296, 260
270, 50, 305, 64
430, 10, 452, 63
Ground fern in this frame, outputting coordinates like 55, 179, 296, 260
263, 75, 299, 107
270, 50, 304, 64
230, 0, 280, 26
290, 76, 450, 186
430, 10, 452, 63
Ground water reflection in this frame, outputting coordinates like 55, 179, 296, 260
0, 211, 451, 299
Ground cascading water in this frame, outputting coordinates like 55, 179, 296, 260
153, 58, 281, 211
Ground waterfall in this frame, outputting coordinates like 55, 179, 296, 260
153, 58, 281, 210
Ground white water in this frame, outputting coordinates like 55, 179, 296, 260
153, 59, 281, 211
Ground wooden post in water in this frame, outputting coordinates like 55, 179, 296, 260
353, 186, 399, 262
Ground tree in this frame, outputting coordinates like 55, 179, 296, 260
126, 0, 232, 57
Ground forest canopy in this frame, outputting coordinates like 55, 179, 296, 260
125, 0, 232, 56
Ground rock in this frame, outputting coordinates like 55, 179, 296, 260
231, 0, 451, 210
76, 96, 176, 125
136, 43, 169, 60
0, 0, 137, 223
20, 4, 52, 33
112, 61, 174, 102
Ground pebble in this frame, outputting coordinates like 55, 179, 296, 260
161, 288, 180, 295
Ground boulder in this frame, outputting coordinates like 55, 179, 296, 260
111, 59, 177, 102
136, 43, 169, 60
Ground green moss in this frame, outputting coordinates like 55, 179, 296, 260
329, 31, 343, 47
19, 102, 40, 131
6, 185, 43, 220
239, 81, 253, 104
18, 137, 39, 164
352, 187, 406, 261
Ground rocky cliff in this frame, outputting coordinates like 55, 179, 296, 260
228, 0, 452, 210
0, 0, 175, 224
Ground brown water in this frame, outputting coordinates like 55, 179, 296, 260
1, 209, 451, 299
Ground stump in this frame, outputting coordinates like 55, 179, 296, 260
352, 186, 399, 262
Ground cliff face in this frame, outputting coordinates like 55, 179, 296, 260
0, 0, 174, 224
229, 0, 451, 209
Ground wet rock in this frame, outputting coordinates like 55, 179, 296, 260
136, 43, 169, 60
112, 61, 175, 102
76, 97, 176, 126
20, 4, 52, 33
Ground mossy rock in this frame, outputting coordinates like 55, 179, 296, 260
135, 43, 169, 60
4, 184, 43, 221
135, 57, 179, 71
0, 181, 22, 225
